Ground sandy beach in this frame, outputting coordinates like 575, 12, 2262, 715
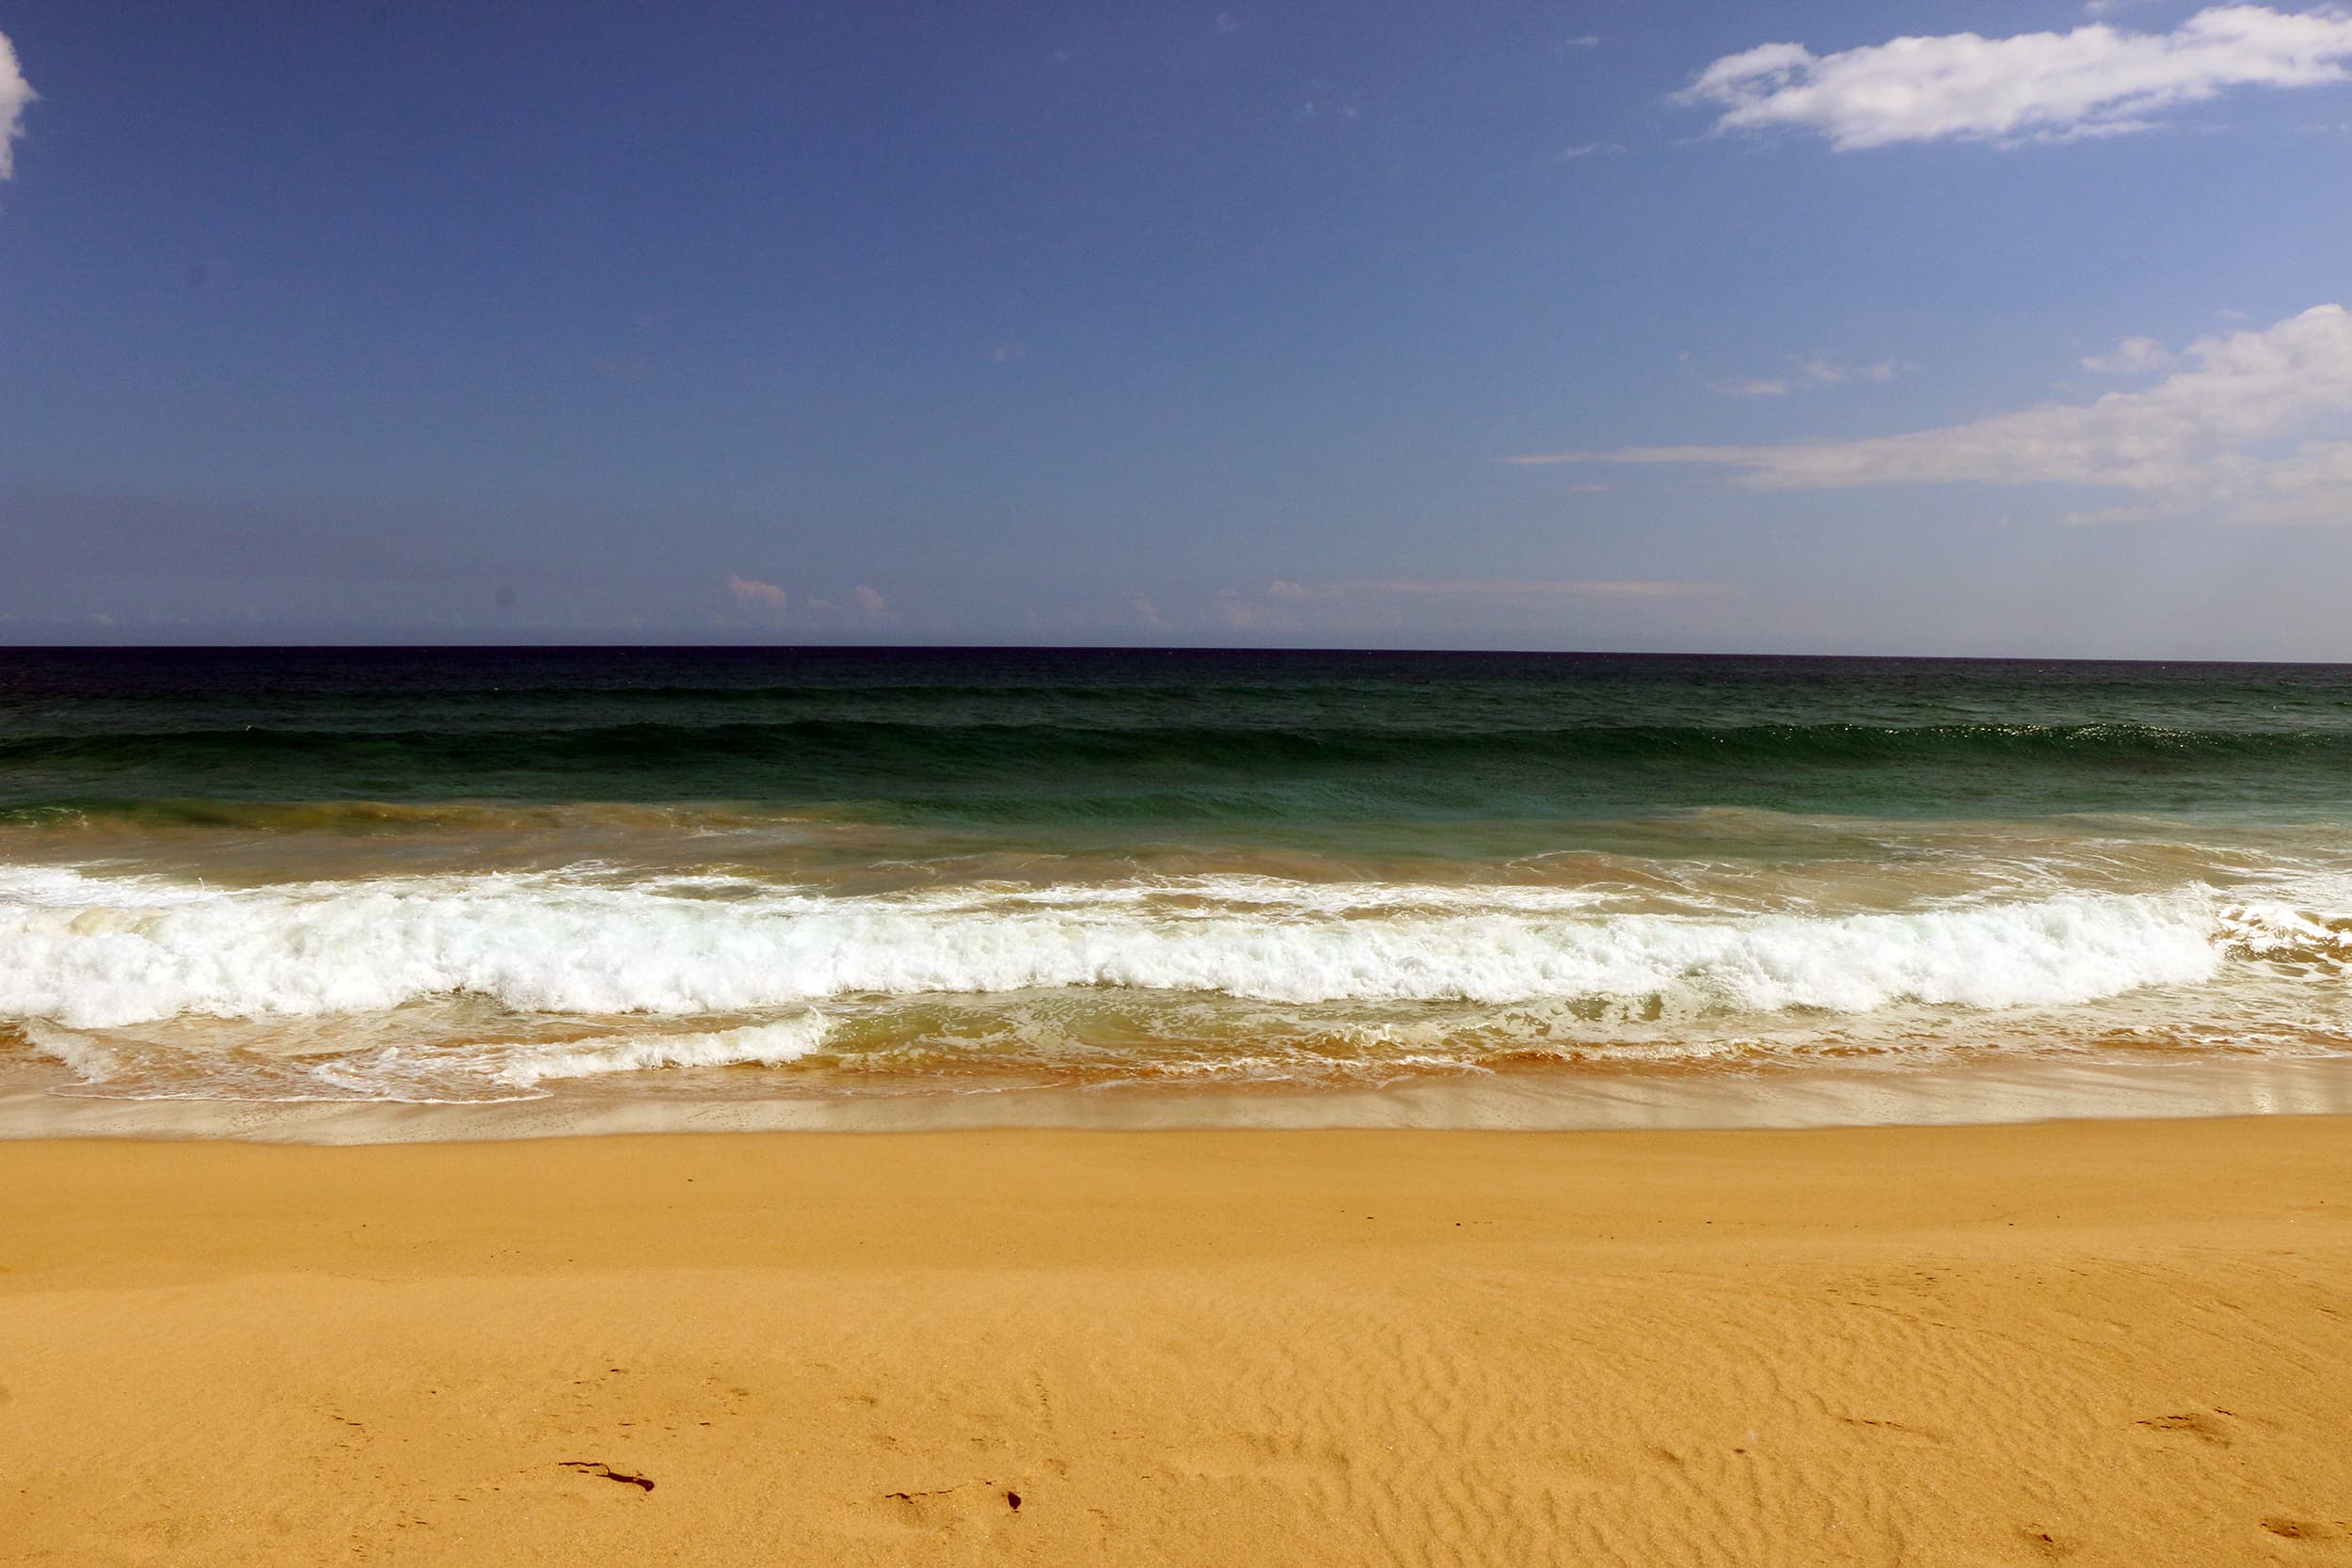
3, 1117, 2347, 1566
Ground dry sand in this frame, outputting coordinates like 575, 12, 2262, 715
2, 1117, 2348, 1566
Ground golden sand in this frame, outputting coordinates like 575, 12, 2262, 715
3, 1118, 2348, 1565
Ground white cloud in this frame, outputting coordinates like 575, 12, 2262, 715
2080, 335, 2180, 372
0, 30, 37, 181
727, 575, 787, 610
1711, 358, 1896, 397
1802, 357, 1898, 385
790, 585, 897, 621
2245, 436, 2352, 521
1677, 6, 2352, 150
1511, 304, 2352, 523
1552, 141, 1623, 159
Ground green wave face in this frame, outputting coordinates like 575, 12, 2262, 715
6, 648, 2352, 831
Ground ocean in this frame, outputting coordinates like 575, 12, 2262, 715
7, 645, 2352, 1127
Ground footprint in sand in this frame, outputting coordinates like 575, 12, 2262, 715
1835, 1414, 1948, 1447
2019, 1523, 2079, 1560
853, 1481, 1029, 1538
2132, 1408, 2244, 1448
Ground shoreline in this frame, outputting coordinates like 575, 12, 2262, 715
5, 1116, 2348, 1564
5, 1050, 2352, 1143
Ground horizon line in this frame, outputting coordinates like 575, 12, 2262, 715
6, 641, 2352, 670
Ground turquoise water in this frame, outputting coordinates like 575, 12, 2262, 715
4, 647, 2352, 1104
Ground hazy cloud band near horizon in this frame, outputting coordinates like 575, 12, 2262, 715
1512, 305, 2352, 525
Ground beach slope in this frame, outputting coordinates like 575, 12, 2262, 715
2, 1118, 2347, 1566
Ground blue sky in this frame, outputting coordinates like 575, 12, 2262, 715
0, 1, 2347, 653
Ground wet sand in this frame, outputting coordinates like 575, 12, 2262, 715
9, 1051, 2352, 1141
4, 1117, 2349, 1565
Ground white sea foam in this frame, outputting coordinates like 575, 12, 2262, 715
316, 1015, 833, 1094
18, 1020, 126, 1083
20, 1013, 832, 1101
854, 876, 1625, 916
0, 863, 2240, 1033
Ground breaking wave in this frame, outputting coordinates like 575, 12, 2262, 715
0, 863, 2262, 1029
7, 859, 2351, 1101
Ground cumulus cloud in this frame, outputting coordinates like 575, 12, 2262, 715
1677, 6, 2352, 150
726, 575, 787, 610
1511, 305, 2352, 523
0, 30, 36, 181
851, 585, 891, 618
2080, 335, 2179, 373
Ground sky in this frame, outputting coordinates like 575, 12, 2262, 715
0, 1, 2348, 655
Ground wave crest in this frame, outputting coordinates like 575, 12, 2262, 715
0, 865, 2231, 1031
